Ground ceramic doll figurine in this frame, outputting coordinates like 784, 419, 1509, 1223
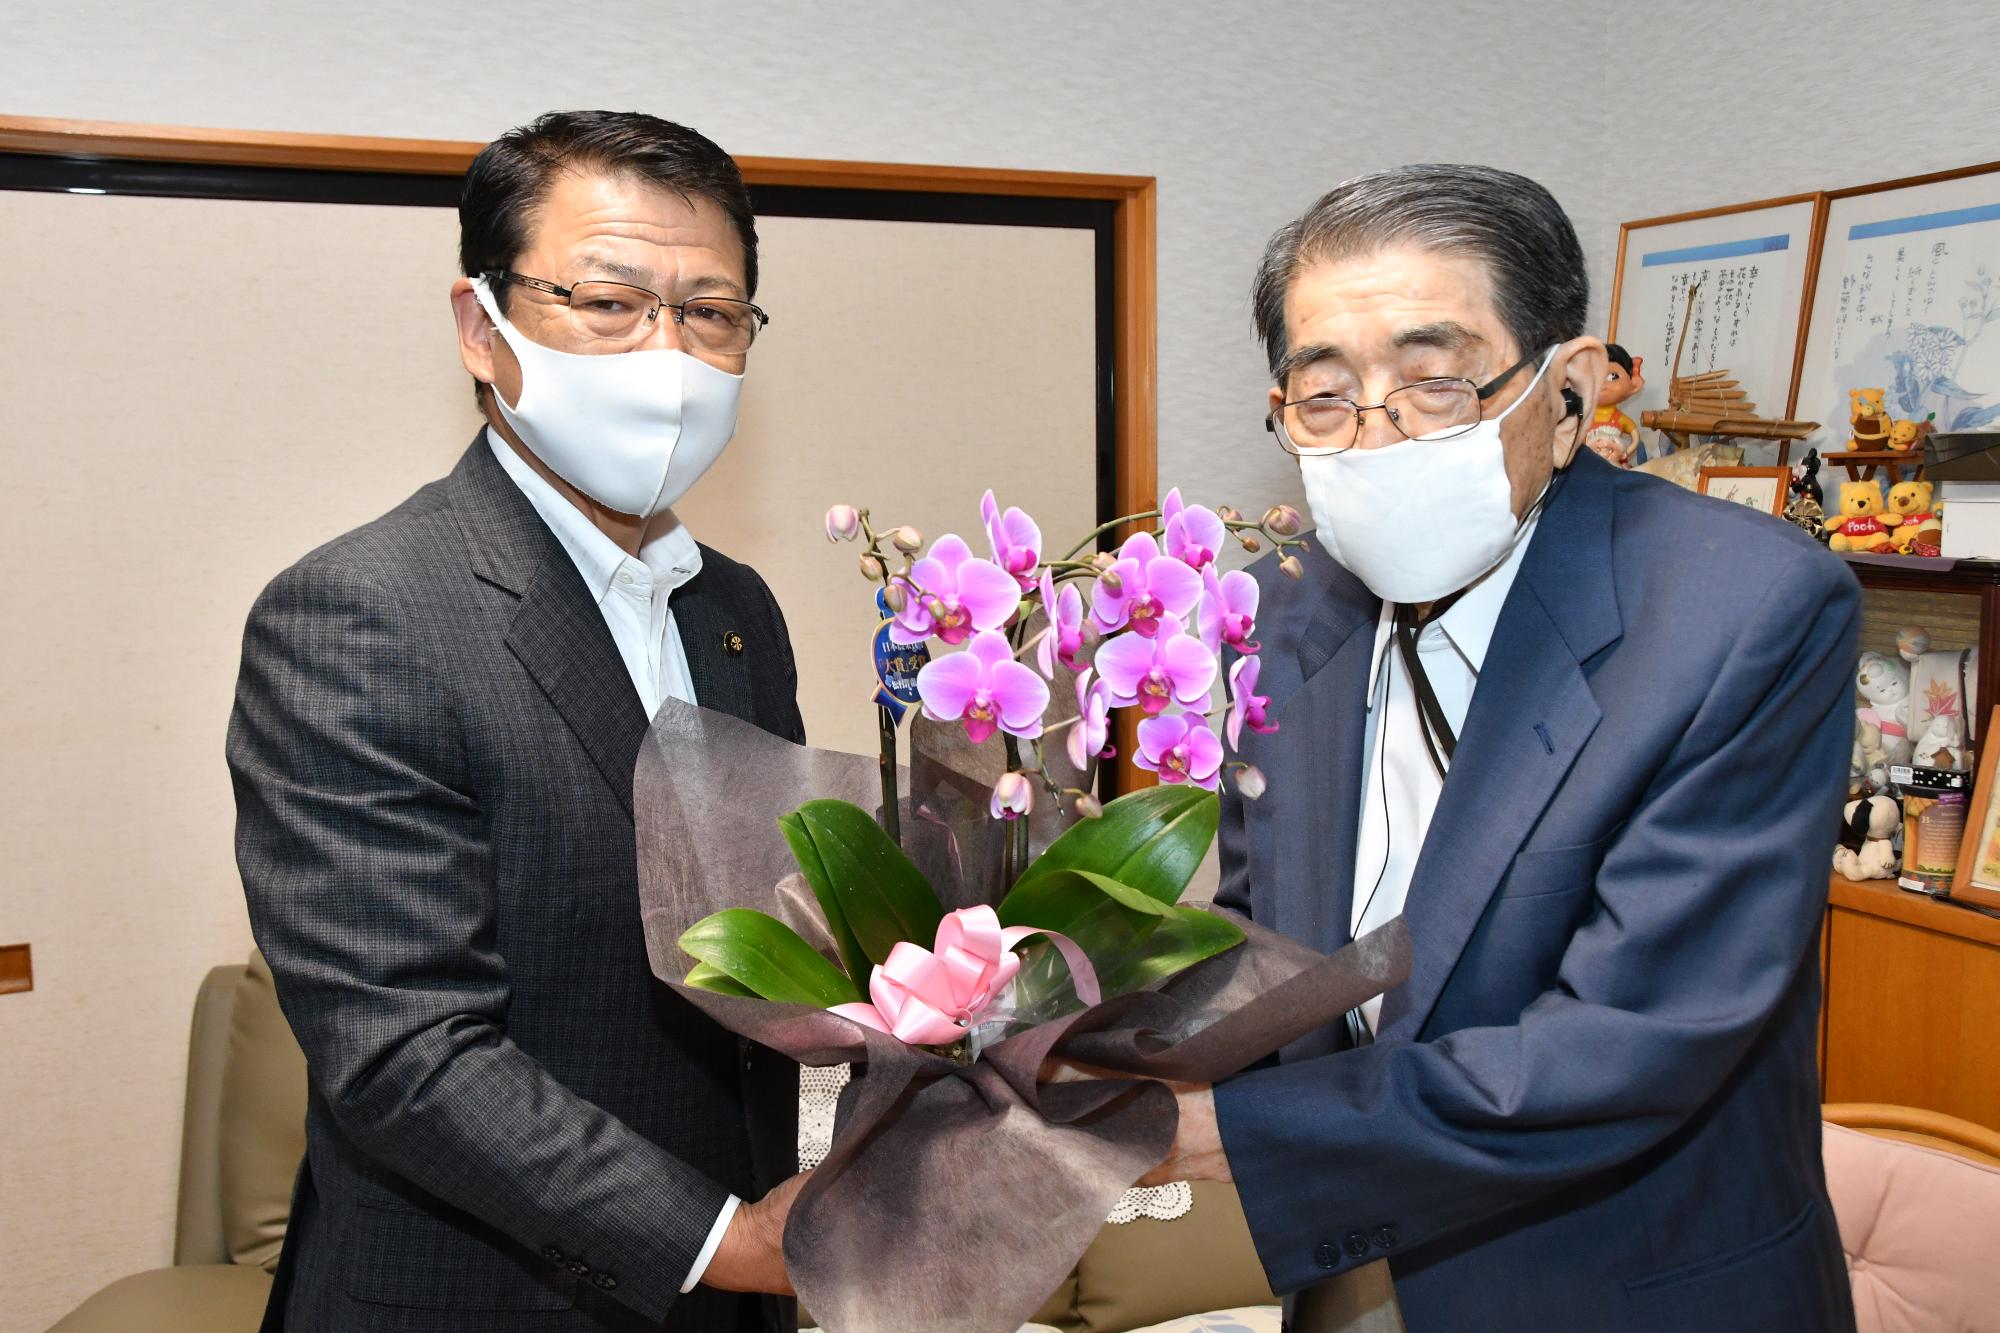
1584, 344, 1644, 467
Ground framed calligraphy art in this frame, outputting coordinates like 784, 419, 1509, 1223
1608, 193, 1825, 466
1796, 161, 2000, 459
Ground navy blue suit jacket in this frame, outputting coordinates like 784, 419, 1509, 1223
1212, 452, 1860, 1332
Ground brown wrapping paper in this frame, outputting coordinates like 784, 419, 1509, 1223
636, 700, 1409, 1333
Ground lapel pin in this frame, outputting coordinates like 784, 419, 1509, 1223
723, 630, 745, 656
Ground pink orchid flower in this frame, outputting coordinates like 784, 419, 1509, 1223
1094, 616, 1216, 717
828, 905, 1101, 1047
990, 771, 1035, 821
1226, 655, 1279, 749
917, 629, 1049, 743
891, 533, 1021, 647
1136, 713, 1224, 790
1162, 487, 1226, 570
1198, 565, 1261, 657
1091, 532, 1203, 638
981, 490, 1043, 588
1035, 569, 1089, 677
1067, 669, 1115, 770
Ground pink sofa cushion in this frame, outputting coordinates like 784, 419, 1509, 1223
1822, 1121, 2000, 1332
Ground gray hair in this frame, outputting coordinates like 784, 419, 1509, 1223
1251, 163, 1588, 381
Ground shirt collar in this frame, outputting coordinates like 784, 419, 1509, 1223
1365, 511, 1541, 698
485, 428, 702, 604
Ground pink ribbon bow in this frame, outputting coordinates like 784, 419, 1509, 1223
830, 905, 1100, 1047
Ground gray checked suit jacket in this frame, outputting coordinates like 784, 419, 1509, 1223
228, 436, 804, 1332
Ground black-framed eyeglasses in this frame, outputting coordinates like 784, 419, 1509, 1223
1266, 347, 1551, 456
487, 270, 769, 355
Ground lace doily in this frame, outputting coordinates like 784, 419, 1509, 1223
797, 1063, 1194, 1224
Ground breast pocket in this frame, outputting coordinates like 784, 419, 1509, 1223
1493, 829, 1618, 902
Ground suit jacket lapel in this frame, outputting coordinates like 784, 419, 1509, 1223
446, 436, 651, 820
671, 560, 757, 725
1375, 455, 1624, 1042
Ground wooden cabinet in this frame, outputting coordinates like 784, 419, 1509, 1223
1822, 874, 2000, 1129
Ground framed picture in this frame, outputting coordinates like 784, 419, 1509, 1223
1952, 706, 2000, 911
1794, 160, 2000, 458
1697, 465, 1790, 517
1607, 193, 1825, 465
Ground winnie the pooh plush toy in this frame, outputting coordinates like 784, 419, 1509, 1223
1840, 384, 1888, 452
1885, 479, 1942, 555
1849, 388, 1893, 451
1827, 479, 1894, 552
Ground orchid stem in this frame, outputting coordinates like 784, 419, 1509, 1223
1060, 510, 1163, 563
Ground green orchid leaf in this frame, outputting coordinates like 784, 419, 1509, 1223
793, 799, 946, 966
1001, 867, 1243, 1002
682, 961, 758, 999
679, 908, 861, 1008
1009, 786, 1219, 909
779, 810, 872, 986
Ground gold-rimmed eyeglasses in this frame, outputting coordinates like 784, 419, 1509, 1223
488, 270, 769, 355
1266, 347, 1550, 455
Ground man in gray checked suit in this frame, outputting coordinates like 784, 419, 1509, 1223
228, 111, 805, 1332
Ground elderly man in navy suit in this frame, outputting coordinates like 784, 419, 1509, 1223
1144, 166, 1860, 1332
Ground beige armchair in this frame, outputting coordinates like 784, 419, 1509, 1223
53, 952, 304, 1331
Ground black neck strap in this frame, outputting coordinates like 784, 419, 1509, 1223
1393, 598, 1462, 779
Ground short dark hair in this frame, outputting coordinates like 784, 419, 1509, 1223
1605, 342, 1634, 375
459, 109, 759, 313
1251, 164, 1588, 382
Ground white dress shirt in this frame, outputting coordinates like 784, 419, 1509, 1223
488, 429, 739, 1292
1350, 516, 1540, 1033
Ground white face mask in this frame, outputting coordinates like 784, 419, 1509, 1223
471, 276, 742, 518
1297, 347, 1560, 604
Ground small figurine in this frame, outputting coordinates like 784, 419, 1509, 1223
1783, 449, 1826, 540
1848, 388, 1893, 451
1856, 650, 1915, 768
1583, 345, 1644, 467
1826, 479, 1895, 553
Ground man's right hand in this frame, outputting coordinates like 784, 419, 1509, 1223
701, 1171, 810, 1295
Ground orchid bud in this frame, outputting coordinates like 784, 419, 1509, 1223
824, 504, 861, 543
892, 525, 923, 553
1091, 551, 1117, 572
1217, 504, 1243, 523
859, 552, 886, 581
1097, 568, 1124, 595
1234, 764, 1268, 800
1279, 555, 1304, 580
882, 580, 909, 614
1263, 504, 1304, 537
1240, 534, 1262, 553
1073, 793, 1104, 819
990, 771, 1035, 821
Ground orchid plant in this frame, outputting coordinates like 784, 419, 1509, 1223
679, 490, 1310, 1055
